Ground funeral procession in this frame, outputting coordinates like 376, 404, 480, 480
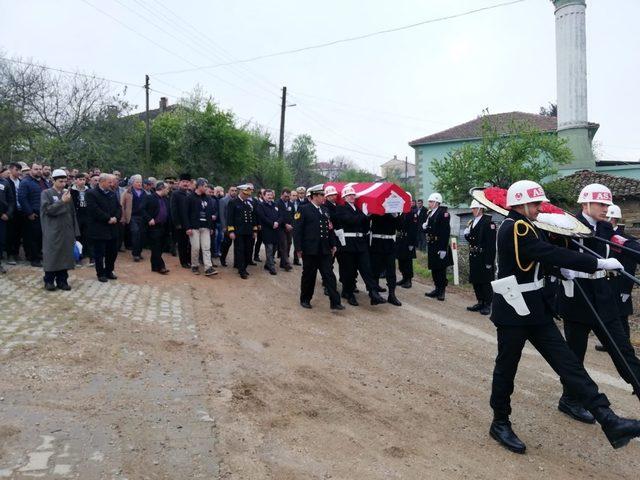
1, 1, 640, 478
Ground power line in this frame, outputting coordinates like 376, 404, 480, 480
154, 0, 528, 75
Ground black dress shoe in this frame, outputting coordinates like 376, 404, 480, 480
467, 303, 483, 312
31, 260, 43, 268
240, 272, 249, 279
106, 273, 118, 280
323, 287, 329, 296
347, 295, 359, 306
397, 278, 407, 286
98, 276, 108, 283
558, 396, 596, 424
387, 293, 402, 307
593, 406, 640, 449
253, 257, 261, 263
44, 282, 57, 291
220, 260, 227, 267
489, 419, 526, 454
248, 261, 258, 266
595, 344, 607, 352
57, 283, 71, 291
133, 256, 141, 262
181, 263, 191, 269
330, 303, 345, 310
353, 288, 360, 294
480, 305, 491, 315
300, 301, 312, 309
370, 292, 387, 305
437, 292, 445, 301
400, 280, 412, 289
269, 269, 277, 275
425, 289, 438, 298
375, 285, 387, 293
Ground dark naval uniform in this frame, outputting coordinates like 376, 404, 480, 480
370, 213, 403, 305
611, 230, 639, 339
557, 213, 640, 399
293, 202, 341, 308
396, 209, 419, 287
489, 210, 615, 453
424, 206, 453, 300
227, 196, 257, 278
334, 202, 384, 304
465, 214, 497, 313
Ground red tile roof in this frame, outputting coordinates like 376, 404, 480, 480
409, 112, 559, 146
562, 170, 640, 199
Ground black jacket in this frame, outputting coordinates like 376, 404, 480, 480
610, 231, 639, 317
556, 213, 620, 325
424, 206, 452, 269
276, 198, 294, 228
491, 210, 598, 327
370, 214, 401, 254
465, 214, 497, 284
141, 193, 170, 226
256, 201, 280, 244
86, 187, 121, 240
70, 187, 90, 223
170, 189, 190, 229
334, 203, 370, 253
187, 193, 217, 230
293, 203, 337, 255
0, 178, 15, 218
396, 210, 419, 260
226, 196, 256, 235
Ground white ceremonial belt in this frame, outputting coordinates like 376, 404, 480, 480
574, 270, 607, 280
371, 234, 396, 240
492, 274, 544, 317
516, 278, 546, 292
343, 232, 365, 238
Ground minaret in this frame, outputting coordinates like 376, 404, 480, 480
552, 0, 597, 171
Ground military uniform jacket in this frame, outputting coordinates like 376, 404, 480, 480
465, 214, 496, 284
556, 213, 620, 325
324, 200, 338, 222
491, 210, 598, 327
370, 214, 401, 254
226, 196, 257, 235
396, 210, 419, 260
425, 206, 453, 269
610, 229, 638, 317
334, 203, 370, 253
293, 203, 337, 255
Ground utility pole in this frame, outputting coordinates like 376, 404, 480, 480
404, 155, 408, 187
278, 86, 287, 159
145, 74, 150, 165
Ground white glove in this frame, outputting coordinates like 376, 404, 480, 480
597, 258, 623, 271
422, 222, 428, 230
560, 268, 576, 280
408, 246, 414, 251
622, 293, 630, 303
485, 264, 492, 270
438, 250, 446, 259
463, 227, 470, 236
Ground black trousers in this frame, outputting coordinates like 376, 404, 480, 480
253, 230, 263, 259
371, 252, 397, 289
431, 268, 447, 291
6, 212, 24, 257
175, 227, 191, 266
130, 216, 144, 257
24, 216, 42, 262
473, 282, 493, 304
337, 250, 379, 296
621, 315, 631, 340
563, 319, 640, 392
277, 230, 292, 268
148, 226, 166, 271
93, 238, 118, 278
234, 233, 253, 274
300, 253, 340, 305
398, 257, 413, 280
221, 234, 232, 263
491, 322, 610, 419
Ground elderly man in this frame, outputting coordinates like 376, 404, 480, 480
40, 169, 79, 290
276, 188, 294, 271
141, 181, 171, 274
218, 185, 237, 267
87, 174, 121, 282
121, 174, 147, 261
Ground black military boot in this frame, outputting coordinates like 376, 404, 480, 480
558, 396, 595, 424
397, 278, 407, 287
592, 406, 640, 449
347, 295, 359, 306
479, 302, 491, 315
467, 303, 483, 312
401, 279, 412, 289
437, 288, 446, 301
425, 289, 438, 298
489, 417, 526, 454
387, 289, 402, 307
370, 291, 387, 305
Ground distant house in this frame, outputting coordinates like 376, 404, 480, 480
136, 97, 178, 122
379, 155, 415, 182
312, 160, 348, 180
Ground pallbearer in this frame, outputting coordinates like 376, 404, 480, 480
464, 199, 496, 315
396, 207, 419, 289
369, 213, 403, 306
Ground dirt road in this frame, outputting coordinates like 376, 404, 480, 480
1, 255, 639, 479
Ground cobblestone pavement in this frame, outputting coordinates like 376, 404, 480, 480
0, 265, 217, 479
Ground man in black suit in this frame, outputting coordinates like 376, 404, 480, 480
293, 185, 343, 310
275, 188, 294, 271
397, 207, 419, 289
170, 173, 192, 268
86, 174, 122, 282
423, 192, 452, 301
141, 181, 171, 274
5, 162, 22, 265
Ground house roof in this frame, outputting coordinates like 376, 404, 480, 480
381, 157, 415, 167
137, 104, 179, 122
409, 111, 589, 146
562, 170, 640, 199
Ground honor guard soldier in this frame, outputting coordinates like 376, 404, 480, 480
489, 180, 640, 454
396, 207, 419, 289
293, 184, 344, 310
423, 193, 452, 301
556, 184, 640, 420
323, 185, 339, 219
334, 186, 386, 306
227, 184, 257, 279
464, 199, 496, 315
370, 213, 403, 306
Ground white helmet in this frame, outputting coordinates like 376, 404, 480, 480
469, 199, 484, 209
607, 204, 622, 219
427, 192, 442, 203
506, 180, 549, 207
324, 185, 338, 197
51, 169, 67, 179
341, 186, 356, 198
577, 183, 613, 205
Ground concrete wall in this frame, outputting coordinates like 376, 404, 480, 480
413, 139, 473, 201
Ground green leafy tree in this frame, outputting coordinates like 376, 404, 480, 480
245, 127, 293, 192
285, 134, 324, 186
430, 119, 573, 205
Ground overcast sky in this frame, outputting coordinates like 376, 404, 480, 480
1, 0, 638, 173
